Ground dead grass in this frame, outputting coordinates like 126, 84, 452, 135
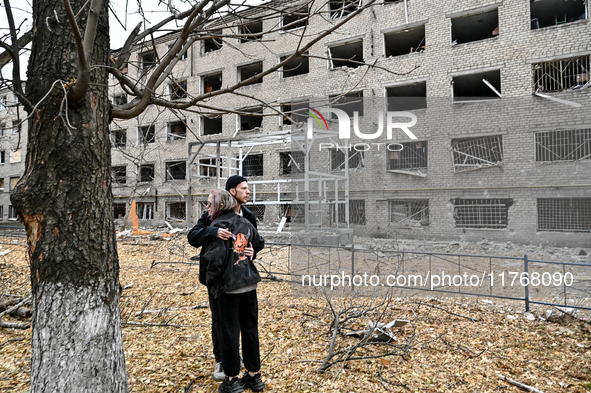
0, 236, 590, 392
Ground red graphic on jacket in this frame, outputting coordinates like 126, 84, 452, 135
233, 232, 250, 265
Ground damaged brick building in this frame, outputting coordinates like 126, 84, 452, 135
0, 0, 590, 246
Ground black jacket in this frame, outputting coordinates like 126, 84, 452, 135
187, 205, 257, 285
204, 210, 265, 298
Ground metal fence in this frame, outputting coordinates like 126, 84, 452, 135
0, 225, 26, 246
145, 238, 591, 313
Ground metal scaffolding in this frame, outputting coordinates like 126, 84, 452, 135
186, 126, 351, 232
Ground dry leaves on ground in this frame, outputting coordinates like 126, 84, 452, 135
0, 236, 590, 392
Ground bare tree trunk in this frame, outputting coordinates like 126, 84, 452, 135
10, 0, 128, 391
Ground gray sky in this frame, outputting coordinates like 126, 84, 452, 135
0, 0, 265, 78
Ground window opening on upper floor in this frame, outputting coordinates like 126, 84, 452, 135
203, 72, 223, 93
532, 55, 590, 93
387, 81, 427, 111
452, 69, 501, 102
451, 8, 499, 45
203, 29, 223, 53
384, 24, 425, 57
239, 21, 263, 42
329, 0, 361, 19
531, 0, 587, 29
281, 53, 309, 78
282, 6, 309, 30
328, 40, 364, 69
238, 61, 263, 85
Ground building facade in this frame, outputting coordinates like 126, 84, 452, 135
1, 0, 590, 246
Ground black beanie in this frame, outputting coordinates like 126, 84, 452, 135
225, 175, 248, 191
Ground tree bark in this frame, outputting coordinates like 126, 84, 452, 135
10, 0, 128, 391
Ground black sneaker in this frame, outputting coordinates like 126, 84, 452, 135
240, 372, 265, 392
219, 376, 244, 393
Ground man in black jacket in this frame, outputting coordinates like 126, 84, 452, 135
187, 175, 257, 381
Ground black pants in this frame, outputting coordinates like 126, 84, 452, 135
216, 290, 261, 377
208, 289, 221, 363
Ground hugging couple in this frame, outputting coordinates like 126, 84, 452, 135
188, 175, 266, 393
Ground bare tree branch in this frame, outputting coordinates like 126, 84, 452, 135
2, 0, 33, 111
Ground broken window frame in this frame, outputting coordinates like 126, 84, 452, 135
387, 140, 428, 172
141, 51, 156, 71
333, 199, 366, 225
452, 69, 502, 103
240, 153, 264, 177
532, 55, 591, 93
329, 0, 362, 19
530, 0, 587, 30
166, 161, 187, 181
139, 164, 155, 182
113, 203, 126, 219
330, 148, 364, 172
202, 71, 223, 93
167, 120, 187, 141
111, 129, 127, 148
139, 125, 156, 145
452, 198, 512, 229
280, 52, 310, 78
386, 81, 427, 111
450, 8, 499, 45
197, 157, 222, 178
238, 61, 264, 85
202, 114, 223, 135
535, 128, 591, 162
280, 151, 306, 176
239, 107, 263, 132
112, 165, 127, 185
384, 24, 426, 57
452, 135, 503, 172
389, 200, 430, 226
537, 198, 591, 232
203, 29, 224, 53
166, 202, 186, 221
281, 6, 309, 31
328, 39, 364, 69
169, 79, 188, 100
136, 202, 154, 220
239, 20, 263, 43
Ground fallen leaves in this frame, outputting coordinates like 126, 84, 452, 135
0, 238, 590, 392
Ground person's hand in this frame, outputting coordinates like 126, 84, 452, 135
217, 228, 232, 240
244, 245, 254, 258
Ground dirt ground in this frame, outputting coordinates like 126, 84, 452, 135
1, 235, 590, 392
